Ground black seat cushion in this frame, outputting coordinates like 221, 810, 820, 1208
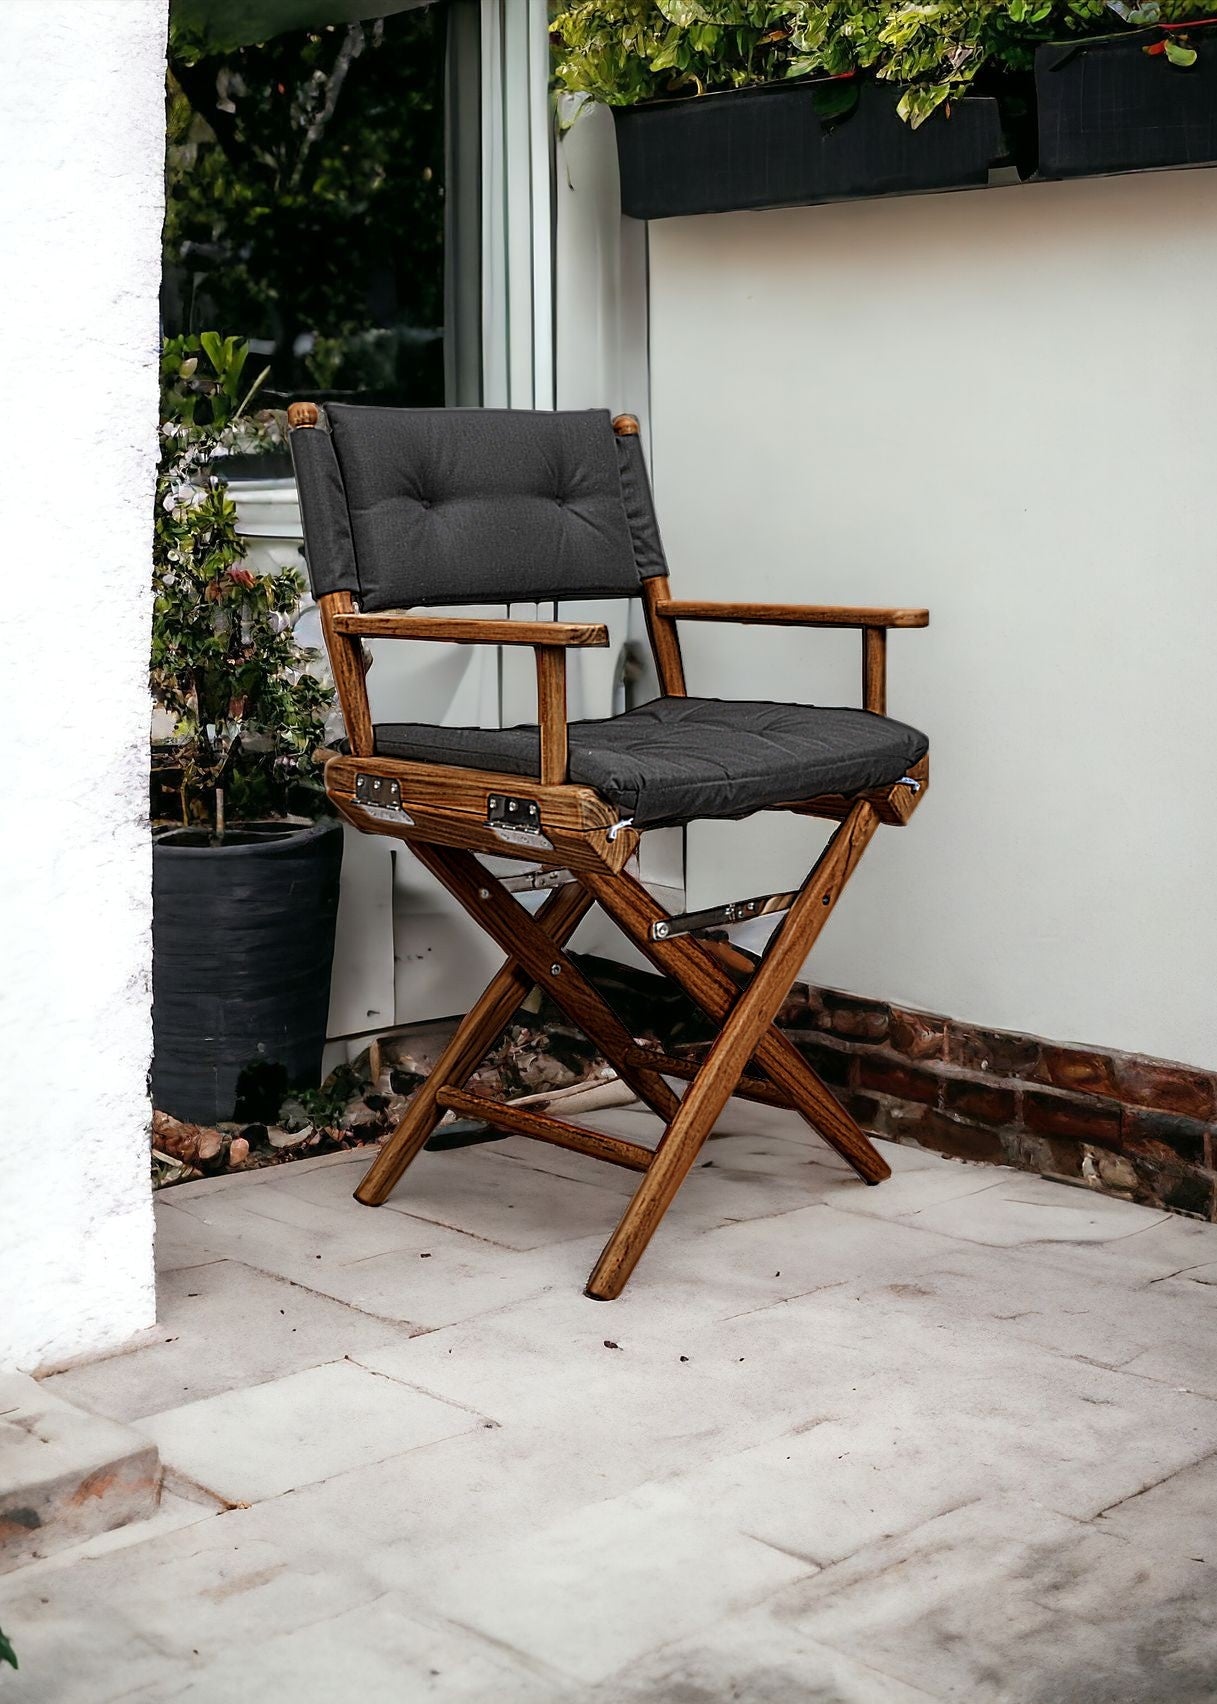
368, 696, 928, 829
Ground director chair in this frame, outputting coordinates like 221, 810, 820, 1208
288, 402, 929, 1298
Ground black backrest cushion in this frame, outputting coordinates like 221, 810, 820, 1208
615, 428, 667, 580
289, 426, 361, 600
323, 405, 662, 611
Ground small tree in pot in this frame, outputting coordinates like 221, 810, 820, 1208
151, 335, 343, 1126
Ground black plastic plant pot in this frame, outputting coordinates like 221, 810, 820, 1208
1035, 25, 1217, 179
612, 79, 1008, 219
152, 819, 344, 1125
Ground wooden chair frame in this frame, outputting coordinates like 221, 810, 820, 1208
289, 404, 930, 1298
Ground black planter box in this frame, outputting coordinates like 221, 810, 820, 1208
613, 79, 1007, 219
1036, 26, 1217, 178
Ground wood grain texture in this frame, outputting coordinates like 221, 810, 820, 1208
780, 753, 929, 828
641, 576, 687, 697
318, 591, 374, 758
654, 600, 929, 629
287, 401, 319, 428
331, 613, 609, 648
583, 803, 884, 1298
408, 842, 682, 1124
581, 862, 891, 1187
535, 646, 568, 786
354, 880, 594, 1205
323, 753, 618, 832
624, 1046, 790, 1109
863, 627, 887, 715
436, 1089, 653, 1172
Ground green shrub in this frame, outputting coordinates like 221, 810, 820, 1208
152, 334, 330, 830
551, 0, 1212, 124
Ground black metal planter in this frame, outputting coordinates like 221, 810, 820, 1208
152, 819, 343, 1125
1036, 26, 1217, 178
613, 79, 1008, 219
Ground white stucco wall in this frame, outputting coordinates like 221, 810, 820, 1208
646, 170, 1217, 1070
0, 1, 167, 1370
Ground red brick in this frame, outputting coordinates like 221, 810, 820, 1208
893, 1108, 1008, 1166
888, 1007, 948, 1061
1024, 1089, 1122, 1149
1035, 1045, 1119, 1099
1121, 1107, 1207, 1165
857, 1052, 941, 1105
1163, 1170, 1216, 1219
1113, 1058, 1217, 1123
948, 1023, 1042, 1079
841, 1092, 883, 1132
790, 1036, 854, 1089
817, 991, 889, 1042
1121, 1134, 1185, 1167
943, 1077, 1020, 1127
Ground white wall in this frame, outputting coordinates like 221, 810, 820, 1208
646, 169, 1217, 1070
0, 1, 167, 1370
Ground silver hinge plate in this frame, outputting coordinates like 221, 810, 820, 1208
355, 772, 415, 824
486, 793, 553, 851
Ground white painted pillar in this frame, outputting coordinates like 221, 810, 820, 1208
0, 0, 167, 1370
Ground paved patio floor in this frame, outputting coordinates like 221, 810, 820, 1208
7, 1102, 1217, 1702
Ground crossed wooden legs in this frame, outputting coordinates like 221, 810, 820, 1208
354, 801, 890, 1298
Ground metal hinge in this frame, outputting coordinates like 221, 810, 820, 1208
651, 887, 798, 942
355, 772, 414, 824
486, 793, 553, 851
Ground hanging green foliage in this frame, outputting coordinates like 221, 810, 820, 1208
551, 0, 1213, 124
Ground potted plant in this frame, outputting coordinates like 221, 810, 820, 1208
552, 0, 1012, 216
551, 0, 1217, 213
151, 334, 342, 1126
1035, 19, 1217, 177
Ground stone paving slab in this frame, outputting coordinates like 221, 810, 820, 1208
43, 1257, 418, 1423
135, 1357, 489, 1506
4, 1116, 1217, 1700
0, 1374, 159, 1574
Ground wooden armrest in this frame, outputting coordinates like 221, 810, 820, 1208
652, 600, 929, 629
330, 613, 609, 647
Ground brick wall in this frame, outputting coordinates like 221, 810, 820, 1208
778, 987, 1217, 1220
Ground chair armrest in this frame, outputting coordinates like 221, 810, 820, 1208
651, 600, 929, 629
330, 613, 609, 647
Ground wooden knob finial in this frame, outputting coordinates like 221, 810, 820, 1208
287, 401, 319, 429
612, 414, 640, 436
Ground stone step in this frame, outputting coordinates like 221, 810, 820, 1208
0, 1374, 160, 1573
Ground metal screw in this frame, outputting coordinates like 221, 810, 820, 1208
478, 888, 490, 900
550, 963, 562, 976
654, 921, 670, 939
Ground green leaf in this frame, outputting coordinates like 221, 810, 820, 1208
0, 1626, 18, 1670
1163, 37, 1198, 63
198, 330, 225, 373
812, 80, 862, 122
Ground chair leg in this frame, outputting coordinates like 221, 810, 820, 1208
581, 817, 891, 1188
585, 803, 881, 1299
406, 842, 682, 1123
355, 878, 594, 1206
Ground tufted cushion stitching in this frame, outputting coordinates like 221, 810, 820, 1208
324, 404, 644, 611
